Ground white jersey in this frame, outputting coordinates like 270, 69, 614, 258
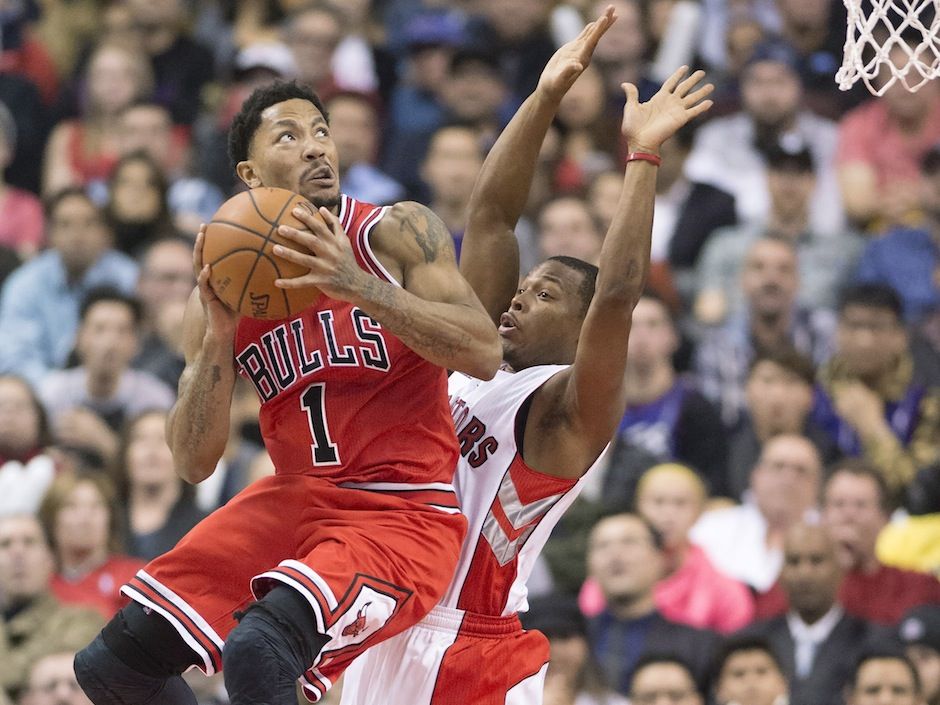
443, 366, 598, 616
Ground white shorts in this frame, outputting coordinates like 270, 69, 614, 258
340, 604, 549, 705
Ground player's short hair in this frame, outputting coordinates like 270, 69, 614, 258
825, 458, 892, 514
747, 346, 816, 387
79, 287, 144, 327
838, 283, 904, 321
712, 635, 784, 685
228, 80, 330, 170
546, 255, 598, 318
849, 650, 920, 695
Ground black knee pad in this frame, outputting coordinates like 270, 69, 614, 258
101, 601, 197, 678
223, 587, 328, 698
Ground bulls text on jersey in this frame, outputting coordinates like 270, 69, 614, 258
236, 308, 391, 403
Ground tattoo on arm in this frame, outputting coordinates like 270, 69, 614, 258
397, 207, 453, 264
210, 364, 222, 388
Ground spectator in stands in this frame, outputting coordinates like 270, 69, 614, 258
0, 102, 43, 260
19, 651, 94, 705
283, 3, 343, 97
0, 72, 46, 195
628, 656, 705, 705
684, 38, 844, 235
692, 434, 821, 592
713, 636, 789, 705
420, 125, 484, 255
899, 607, 940, 705
42, 42, 154, 196
133, 237, 193, 390
616, 294, 728, 495
537, 196, 604, 265
38, 472, 143, 620
648, 123, 737, 301
727, 347, 839, 500
439, 50, 509, 143
739, 523, 886, 705
586, 513, 719, 695
523, 595, 628, 705
812, 284, 940, 500
822, 461, 940, 623
0, 375, 54, 516
116, 410, 206, 561
0, 188, 138, 387
695, 237, 836, 425
324, 92, 405, 206
695, 142, 861, 324
854, 144, 940, 323
0, 514, 102, 700
116, 102, 180, 178
777, 0, 866, 118
104, 151, 176, 257
588, 0, 657, 101
837, 45, 940, 228
38, 289, 175, 465
846, 652, 924, 705
125, 0, 214, 125
553, 65, 619, 194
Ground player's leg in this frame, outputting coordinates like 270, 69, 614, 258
74, 602, 199, 705
222, 586, 329, 705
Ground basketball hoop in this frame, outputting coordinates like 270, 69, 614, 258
836, 0, 940, 95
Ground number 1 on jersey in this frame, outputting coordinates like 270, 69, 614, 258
300, 383, 340, 466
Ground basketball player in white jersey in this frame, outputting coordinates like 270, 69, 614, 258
341, 9, 714, 704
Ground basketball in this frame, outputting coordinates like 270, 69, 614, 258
202, 187, 323, 320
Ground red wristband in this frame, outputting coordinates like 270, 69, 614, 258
626, 151, 662, 166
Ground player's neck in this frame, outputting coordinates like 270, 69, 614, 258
624, 361, 674, 404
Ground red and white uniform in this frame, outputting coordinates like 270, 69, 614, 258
121, 195, 466, 702
342, 366, 602, 705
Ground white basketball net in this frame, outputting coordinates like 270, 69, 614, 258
836, 0, 940, 95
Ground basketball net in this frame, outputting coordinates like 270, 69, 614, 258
836, 0, 940, 95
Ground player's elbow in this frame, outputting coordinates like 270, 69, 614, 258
174, 457, 216, 485
469, 334, 503, 380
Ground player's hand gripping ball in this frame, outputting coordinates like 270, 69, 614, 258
202, 187, 324, 319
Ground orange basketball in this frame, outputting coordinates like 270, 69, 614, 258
202, 187, 322, 320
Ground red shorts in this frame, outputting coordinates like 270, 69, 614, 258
120, 474, 466, 702
341, 605, 550, 705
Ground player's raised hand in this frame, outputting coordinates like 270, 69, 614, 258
536, 5, 617, 103
273, 205, 370, 303
621, 66, 714, 153
193, 224, 240, 339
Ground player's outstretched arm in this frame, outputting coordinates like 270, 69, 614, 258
461, 6, 616, 323
274, 202, 502, 380
526, 67, 714, 479
166, 227, 238, 483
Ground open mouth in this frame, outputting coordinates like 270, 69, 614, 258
499, 312, 518, 335
305, 166, 334, 184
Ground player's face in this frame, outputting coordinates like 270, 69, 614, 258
242, 98, 341, 210
717, 650, 788, 705
499, 261, 584, 371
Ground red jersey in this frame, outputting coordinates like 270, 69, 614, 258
234, 195, 459, 488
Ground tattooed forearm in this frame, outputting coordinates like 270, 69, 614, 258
167, 347, 235, 482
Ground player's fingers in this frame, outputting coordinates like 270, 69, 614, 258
274, 274, 319, 290
272, 243, 317, 267
675, 69, 707, 97
585, 6, 616, 46
684, 82, 715, 106
686, 99, 714, 120
662, 65, 688, 93
622, 82, 639, 106
290, 205, 332, 238
317, 206, 345, 238
278, 224, 320, 248
193, 227, 206, 278
196, 264, 217, 302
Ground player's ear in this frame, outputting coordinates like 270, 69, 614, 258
236, 161, 263, 189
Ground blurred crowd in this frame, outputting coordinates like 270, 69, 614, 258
0, 0, 938, 704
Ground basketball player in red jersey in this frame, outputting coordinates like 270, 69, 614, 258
73, 82, 502, 704
341, 10, 714, 705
